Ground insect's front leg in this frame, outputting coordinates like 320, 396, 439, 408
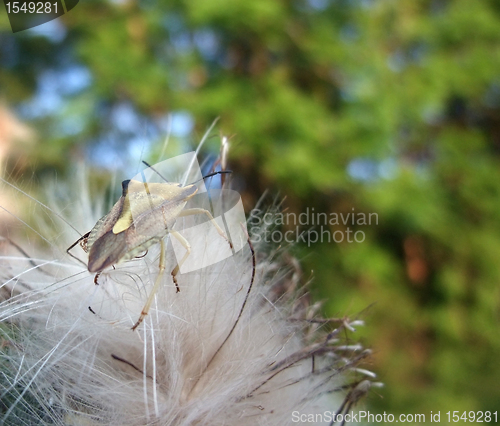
131, 231, 189, 330
67, 231, 90, 254
66, 231, 91, 267
177, 208, 233, 249
169, 230, 191, 293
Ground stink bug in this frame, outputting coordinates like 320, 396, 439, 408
67, 165, 233, 331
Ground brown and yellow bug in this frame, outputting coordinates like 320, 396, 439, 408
68, 169, 232, 330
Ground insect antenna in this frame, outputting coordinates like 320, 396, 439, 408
141, 161, 170, 183
194, 170, 233, 184
141, 160, 232, 187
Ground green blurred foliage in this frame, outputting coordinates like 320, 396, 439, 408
1, 0, 500, 420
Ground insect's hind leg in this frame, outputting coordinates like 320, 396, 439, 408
131, 239, 167, 331
177, 208, 233, 249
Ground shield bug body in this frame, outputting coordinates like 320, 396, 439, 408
68, 170, 232, 330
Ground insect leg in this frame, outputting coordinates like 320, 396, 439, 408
169, 230, 191, 293
66, 231, 91, 267
177, 208, 233, 249
131, 239, 166, 331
